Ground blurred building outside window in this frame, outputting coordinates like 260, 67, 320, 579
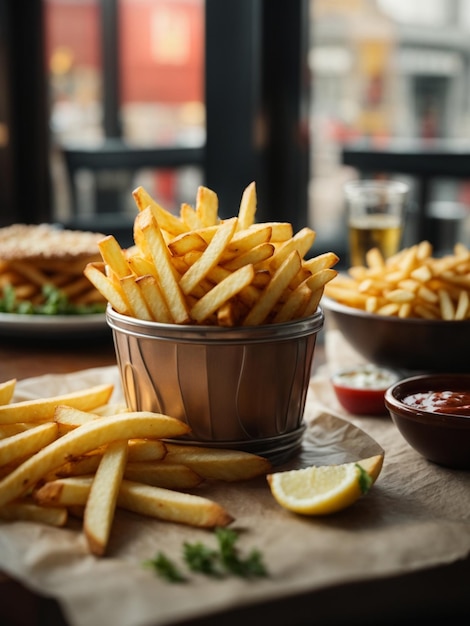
45, 0, 205, 224
45, 0, 470, 256
309, 0, 470, 258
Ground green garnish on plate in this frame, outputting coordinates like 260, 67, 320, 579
0, 284, 106, 316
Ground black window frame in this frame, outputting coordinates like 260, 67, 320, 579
0, 0, 310, 237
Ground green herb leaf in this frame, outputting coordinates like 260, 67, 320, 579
144, 529, 268, 583
143, 552, 187, 583
215, 527, 268, 578
183, 541, 221, 577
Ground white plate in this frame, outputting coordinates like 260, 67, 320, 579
0, 312, 109, 339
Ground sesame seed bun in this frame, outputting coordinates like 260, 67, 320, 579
0, 224, 106, 262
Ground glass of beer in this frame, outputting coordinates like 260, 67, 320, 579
345, 179, 409, 267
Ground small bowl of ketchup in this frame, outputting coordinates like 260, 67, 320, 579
384, 374, 470, 470
331, 364, 399, 416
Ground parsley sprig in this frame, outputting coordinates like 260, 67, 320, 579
144, 527, 268, 583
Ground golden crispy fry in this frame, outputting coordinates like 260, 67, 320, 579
0, 422, 58, 467
244, 251, 302, 326
0, 423, 31, 440
302, 285, 325, 317
273, 282, 312, 323
270, 227, 316, 271
117, 479, 233, 527
132, 186, 187, 236
119, 274, 153, 320
84, 440, 128, 555
0, 378, 16, 406
168, 231, 207, 257
303, 251, 339, 273
33, 476, 91, 506
35, 476, 233, 528
98, 235, 131, 278
123, 461, 203, 489
196, 185, 219, 227
164, 443, 272, 482
237, 181, 257, 230
179, 202, 206, 231
51, 438, 167, 478
220, 224, 272, 262
51, 454, 101, 477
265, 222, 294, 242
136, 274, 173, 324
222, 242, 274, 271
0, 500, 67, 526
84, 262, 129, 315
126, 254, 157, 278
179, 217, 238, 295
190, 264, 254, 323
306, 268, 338, 293
136, 208, 190, 324
0, 384, 114, 425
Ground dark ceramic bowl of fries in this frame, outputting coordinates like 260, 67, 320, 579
107, 306, 324, 465
323, 295, 470, 373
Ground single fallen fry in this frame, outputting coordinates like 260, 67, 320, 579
123, 461, 203, 490
84, 440, 128, 556
0, 500, 67, 527
119, 480, 233, 528
164, 443, 272, 481
0, 422, 58, 467
0, 384, 114, 425
0, 379, 16, 406
34, 477, 234, 528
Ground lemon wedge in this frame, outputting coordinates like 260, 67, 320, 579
266, 454, 383, 516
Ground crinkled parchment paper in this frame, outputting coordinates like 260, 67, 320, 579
1, 335, 470, 626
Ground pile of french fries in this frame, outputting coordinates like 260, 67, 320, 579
325, 241, 470, 321
84, 182, 339, 326
0, 379, 271, 557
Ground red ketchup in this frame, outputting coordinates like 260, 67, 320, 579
403, 390, 470, 416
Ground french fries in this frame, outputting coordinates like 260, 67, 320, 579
85, 182, 338, 326
325, 242, 470, 320
0, 381, 273, 556
164, 444, 272, 482
34, 477, 233, 529
84, 440, 128, 555
0, 378, 16, 405
0, 384, 114, 424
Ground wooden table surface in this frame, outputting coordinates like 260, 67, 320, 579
0, 331, 117, 382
